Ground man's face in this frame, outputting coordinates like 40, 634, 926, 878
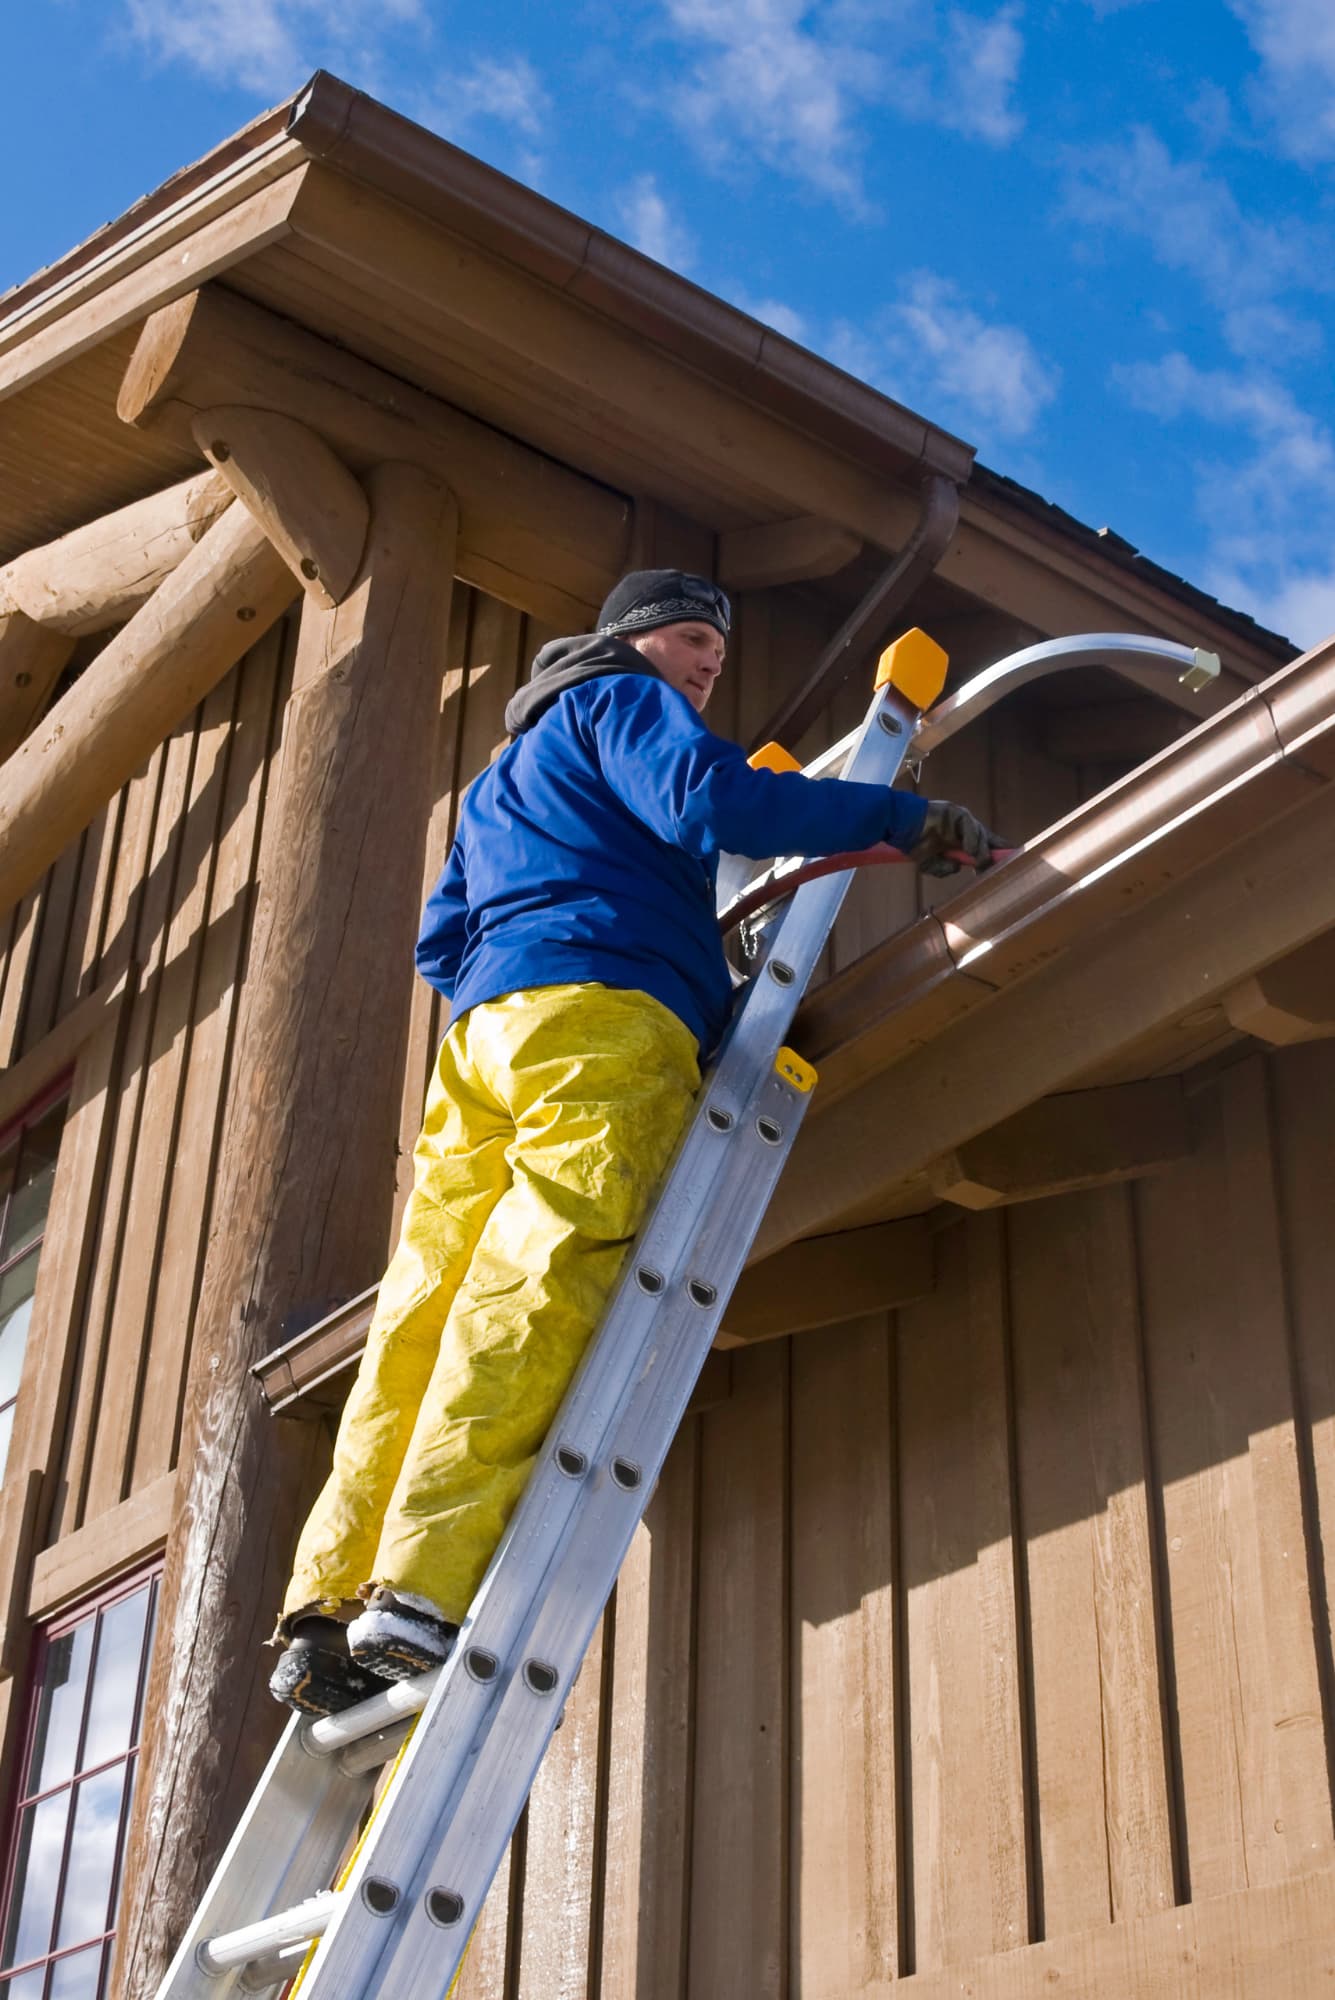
629, 620, 725, 713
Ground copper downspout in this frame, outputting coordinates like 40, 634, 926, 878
748, 471, 962, 751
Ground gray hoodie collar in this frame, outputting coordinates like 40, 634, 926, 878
504, 633, 663, 736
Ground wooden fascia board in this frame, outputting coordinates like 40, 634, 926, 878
286, 73, 975, 487
0, 154, 309, 406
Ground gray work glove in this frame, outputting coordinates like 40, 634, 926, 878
910, 799, 1003, 877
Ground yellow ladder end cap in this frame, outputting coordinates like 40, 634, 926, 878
749, 740, 804, 774
775, 1047, 817, 1093
874, 628, 949, 710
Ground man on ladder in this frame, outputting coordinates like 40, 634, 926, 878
268, 567, 1000, 1717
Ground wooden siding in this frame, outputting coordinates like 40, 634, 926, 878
437, 1042, 1335, 1995
3, 570, 1329, 1991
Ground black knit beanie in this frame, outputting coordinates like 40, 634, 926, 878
596, 569, 731, 642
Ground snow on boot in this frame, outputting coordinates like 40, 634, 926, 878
347, 1588, 458, 1681
268, 1615, 396, 1717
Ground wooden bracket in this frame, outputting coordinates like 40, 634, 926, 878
928, 1079, 1190, 1211
192, 405, 370, 610
1223, 930, 1335, 1045
718, 515, 862, 592
0, 610, 75, 763
718, 1216, 933, 1345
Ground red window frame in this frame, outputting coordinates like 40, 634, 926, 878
0, 1561, 162, 1999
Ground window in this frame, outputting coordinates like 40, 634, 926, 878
0, 1567, 160, 2000
0, 1084, 69, 1485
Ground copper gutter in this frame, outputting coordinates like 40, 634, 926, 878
795, 630, 1335, 1107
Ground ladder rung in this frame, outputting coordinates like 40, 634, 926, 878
336, 1717, 413, 1778
198, 1892, 337, 1975
303, 1667, 440, 1757
238, 1942, 310, 1993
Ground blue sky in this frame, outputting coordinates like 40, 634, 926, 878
5, 0, 1334, 645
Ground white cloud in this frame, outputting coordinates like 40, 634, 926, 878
939, 5, 1024, 144
652, 0, 1024, 204
1227, 0, 1335, 158
659, 0, 878, 202
615, 176, 696, 271
124, 0, 421, 92
424, 56, 550, 143
1062, 126, 1328, 357
1115, 353, 1335, 645
832, 272, 1058, 442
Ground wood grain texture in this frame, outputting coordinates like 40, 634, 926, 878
514, 1616, 608, 2000
790, 1315, 900, 1993
193, 405, 370, 608
689, 1341, 788, 2000
1135, 1057, 1335, 1903
113, 463, 459, 2000
0, 610, 75, 762
1008, 1187, 1175, 1934
0, 496, 296, 920
898, 1213, 1030, 1971
597, 1424, 698, 2000
0, 469, 234, 636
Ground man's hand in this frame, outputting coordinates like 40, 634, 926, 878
910, 799, 1004, 877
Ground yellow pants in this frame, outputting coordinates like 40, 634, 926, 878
283, 984, 700, 1628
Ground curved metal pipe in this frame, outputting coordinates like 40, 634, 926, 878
749, 470, 961, 751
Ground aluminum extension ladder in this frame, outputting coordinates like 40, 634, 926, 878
156, 628, 1219, 2000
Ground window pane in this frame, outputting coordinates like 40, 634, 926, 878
2, 1107, 64, 1263
82, 1591, 150, 1771
29, 1622, 94, 1796
1, 1790, 69, 1970
0, 1254, 38, 1408
48, 1944, 105, 2000
0, 1966, 48, 1999
55, 1770, 124, 1952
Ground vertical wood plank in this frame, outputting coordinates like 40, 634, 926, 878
898, 1211, 1030, 1971
789, 1314, 900, 1994
129, 628, 288, 1490
597, 1422, 698, 2000
1269, 1041, 1335, 1815
59, 797, 119, 1014
451, 1838, 520, 2000
1007, 1186, 1175, 1934
0, 889, 42, 1066
689, 1340, 788, 2000
16, 839, 86, 1055
514, 1615, 609, 2000
84, 669, 242, 1520
1135, 1055, 1335, 1900
49, 720, 195, 1536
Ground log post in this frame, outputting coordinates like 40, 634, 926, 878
111, 462, 459, 2000
0, 504, 295, 916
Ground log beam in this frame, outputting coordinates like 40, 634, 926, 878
192, 405, 370, 609
0, 611, 74, 763
115, 463, 459, 1997
0, 469, 234, 636
718, 1217, 932, 1345
1223, 929, 1335, 1044
0, 504, 295, 919
927, 1080, 1190, 1210
717, 515, 861, 592
119, 286, 634, 630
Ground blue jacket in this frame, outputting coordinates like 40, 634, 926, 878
416, 648, 928, 1054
